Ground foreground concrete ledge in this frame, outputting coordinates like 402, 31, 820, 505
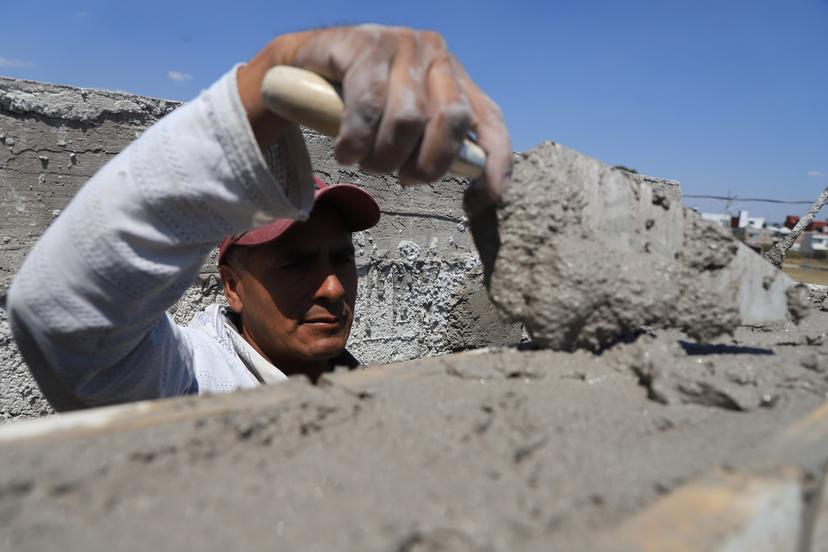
4, 351, 828, 550
0, 383, 295, 445
0, 351, 459, 445
600, 469, 803, 552
592, 398, 828, 551
809, 474, 828, 552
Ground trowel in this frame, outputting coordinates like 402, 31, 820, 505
260, 66, 808, 350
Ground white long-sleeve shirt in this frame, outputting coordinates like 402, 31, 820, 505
7, 66, 317, 411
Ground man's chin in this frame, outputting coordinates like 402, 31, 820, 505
299, 335, 348, 361
299, 321, 350, 354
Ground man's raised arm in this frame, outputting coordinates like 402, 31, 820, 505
7, 65, 314, 409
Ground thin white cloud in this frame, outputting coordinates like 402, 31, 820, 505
808, 170, 827, 177
0, 57, 34, 68
77, 11, 88, 16
167, 70, 192, 82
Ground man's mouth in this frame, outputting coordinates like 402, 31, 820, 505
303, 315, 342, 325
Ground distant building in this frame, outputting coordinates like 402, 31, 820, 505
785, 215, 827, 233
701, 211, 809, 253
742, 215, 766, 230
765, 224, 790, 236
802, 232, 828, 256
701, 210, 765, 229
700, 211, 828, 255
701, 213, 731, 227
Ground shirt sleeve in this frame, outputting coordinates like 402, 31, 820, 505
6, 65, 314, 410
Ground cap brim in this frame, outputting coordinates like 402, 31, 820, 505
314, 183, 381, 232
219, 183, 380, 262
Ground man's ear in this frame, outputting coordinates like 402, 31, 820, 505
219, 264, 244, 314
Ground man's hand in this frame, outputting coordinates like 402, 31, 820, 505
238, 25, 511, 203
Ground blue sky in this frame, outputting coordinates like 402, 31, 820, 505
1, 0, 826, 222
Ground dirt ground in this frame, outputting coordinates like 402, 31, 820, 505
784, 260, 828, 286
1, 305, 827, 551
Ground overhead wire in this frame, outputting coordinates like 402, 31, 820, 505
684, 194, 813, 205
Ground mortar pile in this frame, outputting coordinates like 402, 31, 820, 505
471, 141, 808, 351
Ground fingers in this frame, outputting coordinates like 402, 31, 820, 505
285, 27, 393, 166
359, 30, 427, 174
398, 53, 471, 185
336, 51, 391, 165
454, 59, 513, 203
468, 90, 513, 204
270, 25, 511, 199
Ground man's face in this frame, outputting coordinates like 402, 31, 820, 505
222, 204, 357, 372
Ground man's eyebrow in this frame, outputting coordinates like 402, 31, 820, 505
279, 242, 354, 259
281, 247, 317, 259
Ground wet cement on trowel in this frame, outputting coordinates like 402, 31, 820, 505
471, 141, 807, 351
2, 307, 828, 551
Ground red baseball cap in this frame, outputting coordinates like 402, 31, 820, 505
218, 177, 380, 264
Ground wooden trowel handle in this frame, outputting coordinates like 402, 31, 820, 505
261, 65, 486, 180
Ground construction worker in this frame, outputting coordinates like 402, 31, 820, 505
6, 25, 512, 411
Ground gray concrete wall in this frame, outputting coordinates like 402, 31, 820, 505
0, 76, 522, 421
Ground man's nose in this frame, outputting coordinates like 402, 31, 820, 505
315, 271, 346, 303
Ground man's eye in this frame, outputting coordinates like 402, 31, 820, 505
333, 251, 355, 264
282, 258, 312, 270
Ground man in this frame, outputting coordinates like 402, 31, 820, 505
216, 177, 380, 385
7, 25, 512, 411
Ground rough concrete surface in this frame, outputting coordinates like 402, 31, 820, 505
0, 77, 179, 421
605, 468, 804, 552
0, 307, 51, 422
0, 76, 524, 420
1, 305, 828, 551
810, 473, 828, 551
474, 141, 806, 351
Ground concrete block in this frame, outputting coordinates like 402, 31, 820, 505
473, 141, 804, 351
